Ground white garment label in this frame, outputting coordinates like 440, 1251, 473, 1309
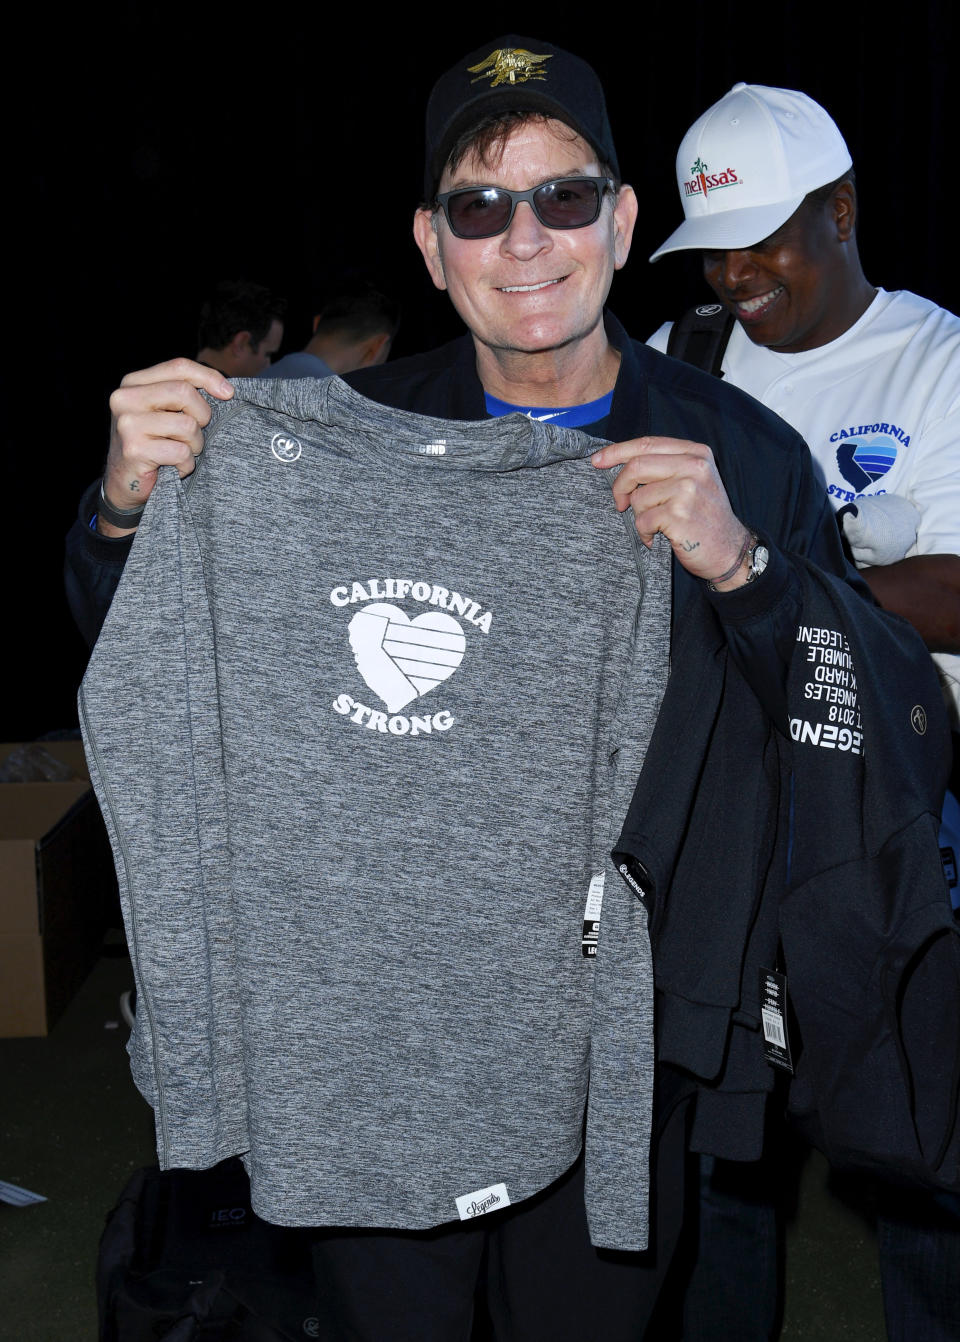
455, 1183, 510, 1221
584, 871, 605, 920
582, 871, 605, 958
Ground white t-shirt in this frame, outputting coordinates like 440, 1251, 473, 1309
649, 289, 960, 723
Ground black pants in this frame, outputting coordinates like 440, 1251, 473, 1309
310, 1097, 690, 1342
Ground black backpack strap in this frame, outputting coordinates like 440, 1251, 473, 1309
666, 304, 735, 378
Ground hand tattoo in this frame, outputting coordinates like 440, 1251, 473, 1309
130, 480, 141, 493
679, 539, 700, 553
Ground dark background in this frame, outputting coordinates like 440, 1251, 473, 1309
8, 3, 955, 742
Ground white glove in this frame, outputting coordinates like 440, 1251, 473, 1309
837, 493, 922, 567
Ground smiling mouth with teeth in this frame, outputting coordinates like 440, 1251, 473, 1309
736, 285, 785, 316
499, 276, 567, 293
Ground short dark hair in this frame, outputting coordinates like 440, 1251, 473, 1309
197, 279, 287, 352
436, 109, 620, 203
313, 283, 401, 343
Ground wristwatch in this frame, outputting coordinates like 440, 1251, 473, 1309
744, 535, 769, 584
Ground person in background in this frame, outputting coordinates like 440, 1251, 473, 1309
265, 281, 400, 380
648, 83, 959, 729
195, 278, 286, 376
648, 81, 960, 1342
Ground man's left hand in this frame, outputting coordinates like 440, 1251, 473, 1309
592, 436, 752, 591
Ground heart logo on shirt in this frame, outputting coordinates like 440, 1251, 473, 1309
348, 603, 466, 713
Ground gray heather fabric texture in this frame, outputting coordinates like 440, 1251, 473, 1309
79, 376, 671, 1250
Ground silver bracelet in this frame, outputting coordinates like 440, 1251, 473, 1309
98, 480, 146, 529
705, 530, 753, 591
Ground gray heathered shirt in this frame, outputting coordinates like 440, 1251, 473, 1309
79, 376, 671, 1250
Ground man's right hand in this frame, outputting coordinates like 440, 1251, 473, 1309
99, 359, 234, 536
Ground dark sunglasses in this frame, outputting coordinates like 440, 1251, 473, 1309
434, 176, 615, 240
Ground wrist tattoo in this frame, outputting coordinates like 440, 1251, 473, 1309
129, 479, 141, 493
679, 539, 700, 553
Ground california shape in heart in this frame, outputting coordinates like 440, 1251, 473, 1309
348, 603, 466, 713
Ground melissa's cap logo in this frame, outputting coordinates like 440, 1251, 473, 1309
683, 157, 741, 199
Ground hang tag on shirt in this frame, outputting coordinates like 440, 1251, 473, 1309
582, 872, 605, 957
759, 968, 794, 1073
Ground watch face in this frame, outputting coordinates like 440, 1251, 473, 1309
743, 542, 769, 585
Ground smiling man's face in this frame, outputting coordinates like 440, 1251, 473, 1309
700, 186, 856, 352
414, 118, 635, 365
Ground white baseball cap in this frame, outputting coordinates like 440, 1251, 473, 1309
649, 83, 853, 260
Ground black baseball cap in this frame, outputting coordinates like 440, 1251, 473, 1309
424, 36, 619, 199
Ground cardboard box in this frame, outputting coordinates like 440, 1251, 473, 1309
0, 740, 117, 1036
